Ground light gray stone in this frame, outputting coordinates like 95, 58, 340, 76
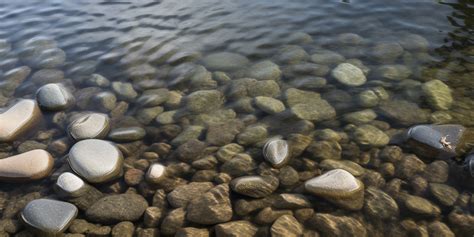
68, 113, 110, 141
36, 83, 74, 111
21, 199, 77, 235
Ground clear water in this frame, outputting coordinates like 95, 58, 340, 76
0, 0, 473, 236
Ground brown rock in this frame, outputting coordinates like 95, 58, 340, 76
0, 99, 41, 142
186, 184, 233, 225
0, 149, 53, 181
215, 221, 257, 237
271, 215, 303, 237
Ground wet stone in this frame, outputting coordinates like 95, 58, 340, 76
331, 63, 367, 86
55, 172, 86, 196
236, 125, 268, 146
230, 175, 279, 198
305, 169, 364, 210
263, 137, 290, 168
429, 183, 458, 207
167, 182, 214, 208
0, 149, 53, 181
364, 187, 399, 220
353, 124, 389, 147
185, 90, 224, 114
272, 193, 312, 209
21, 199, 78, 235
0, 99, 41, 142
68, 139, 123, 183
271, 215, 303, 237
85, 74, 110, 88
378, 100, 429, 126
161, 207, 187, 235
108, 127, 146, 142
422, 79, 453, 110
186, 184, 233, 225
404, 195, 441, 217
373, 64, 411, 80
246, 60, 281, 81
276, 45, 309, 64
309, 213, 366, 237
319, 159, 364, 176
175, 227, 209, 237
203, 52, 249, 71
146, 163, 167, 184
68, 113, 111, 141
311, 50, 345, 65
206, 119, 244, 146
215, 221, 257, 237
254, 96, 285, 114
30, 69, 64, 85
86, 194, 148, 224
36, 83, 74, 111
112, 82, 138, 101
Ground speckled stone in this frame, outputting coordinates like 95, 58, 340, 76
68, 113, 110, 141
36, 83, 74, 111
68, 139, 123, 183
263, 137, 290, 168
230, 175, 279, 198
305, 169, 364, 210
0, 99, 42, 142
0, 149, 53, 181
21, 199, 78, 235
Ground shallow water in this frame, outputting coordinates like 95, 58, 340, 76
0, 0, 474, 236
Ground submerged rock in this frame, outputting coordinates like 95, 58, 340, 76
203, 52, 249, 71
68, 139, 123, 183
378, 100, 429, 126
215, 220, 257, 237
0, 99, 42, 142
186, 184, 233, 225
353, 124, 389, 147
68, 113, 111, 141
271, 215, 303, 237
308, 213, 366, 237
405, 124, 467, 159
331, 63, 367, 86
422, 79, 453, 110
0, 149, 53, 181
230, 175, 279, 198
108, 127, 146, 142
21, 199, 77, 235
263, 137, 290, 167
305, 169, 364, 210
36, 83, 74, 111
86, 194, 148, 224
247, 60, 281, 81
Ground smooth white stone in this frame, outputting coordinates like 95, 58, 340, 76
56, 172, 85, 194
263, 137, 289, 166
21, 199, 77, 234
305, 169, 359, 193
0, 99, 41, 142
146, 163, 166, 183
68, 113, 110, 141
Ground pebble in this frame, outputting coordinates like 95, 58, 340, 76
185, 90, 224, 113
145, 163, 167, 184
305, 169, 364, 210
311, 50, 345, 65
36, 83, 74, 111
263, 137, 290, 167
205, 119, 244, 146
429, 183, 459, 206
55, 172, 87, 196
0, 149, 53, 181
343, 109, 377, 125
404, 195, 441, 217
422, 79, 453, 110
68, 113, 111, 141
92, 92, 117, 112
160, 207, 186, 235
309, 213, 367, 237
319, 159, 364, 176
215, 221, 257, 237
86, 194, 148, 224
246, 60, 281, 81
85, 74, 110, 87
111, 81, 138, 101
108, 127, 146, 142
236, 125, 268, 146
373, 64, 411, 80
203, 52, 249, 71
0, 99, 41, 142
230, 175, 279, 198
364, 187, 399, 220
276, 45, 309, 64
30, 69, 64, 85
175, 227, 209, 237
353, 124, 389, 147
406, 124, 465, 159
254, 96, 285, 114
331, 63, 367, 86
186, 184, 233, 225
21, 199, 77, 235
68, 139, 123, 183
378, 100, 429, 126
372, 42, 404, 62
270, 215, 303, 237
167, 182, 213, 208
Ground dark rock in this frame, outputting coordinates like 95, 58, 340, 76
86, 194, 148, 224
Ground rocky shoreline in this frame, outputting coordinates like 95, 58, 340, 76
0, 32, 473, 237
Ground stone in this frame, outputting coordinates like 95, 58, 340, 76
247, 60, 281, 81
429, 183, 458, 206
55, 172, 87, 196
111, 221, 135, 237
308, 213, 366, 237
21, 199, 77, 235
272, 193, 312, 209
216, 143, 244, 162
263, 137, 290, 168
0, 99, 41, 142
254, 96, 285, 114
310, 50, 345, 65
108, 127, 146, 142
343, 109, 377, 125
0, 149, 53, 181
319, 159, 364, 176
86, 194, 148, 224
170, 125, 205, 146
395, 155, 426, 179
68, 139, 123, 183
236, 125, 268, 146
111, 82, 138, 101
185, 90, 224, 113
86, 74, 110, 88
146, 163, 167, 184
175, 227, 209, 237
124, 169, 144, 186
352, 124, 389, 147
290, 101, 336, 121
138, 89, 169, 107
271, 215, 303, 237
68, 113, 110, 141
174, 139, 206, 163
307, 140, 341, 160
405, 124, 466, 159
255, 207, 292, 225
404, 195, 441, 217
373, 64, 411, 81
364, 187, 399, 220
215, 221, 257, 237
35, 83, 74, 111
305, 169, 364, 210
30, 69, 64, 85
423, 161, 449, 183
378, 99, 429, 126
203, 52, 249, 71
331, 63, 366, 86
92, 92, 117, 112
186, 184, 233, 225
276, 45, 309, 64
161, 208, 186, 235
155, 110, 178, 125
372, 42, 404, 62
167, 182, 214, 208
230, 175, 279, 198
428, 221, 455, 237
422, 80, 453, 110
206, 119, 244, 146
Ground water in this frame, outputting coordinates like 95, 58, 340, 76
0, 0, 473, 236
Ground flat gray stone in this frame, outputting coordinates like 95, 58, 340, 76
36, 83, 74, 111
331, 63, 366, 86
68, 113, 110, 141
56, 172, 86, 196
108, 127, 146, 142
21, 199, 78, 234
68, 139, 123, 183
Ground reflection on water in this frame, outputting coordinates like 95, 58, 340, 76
0, 0, 473, 236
